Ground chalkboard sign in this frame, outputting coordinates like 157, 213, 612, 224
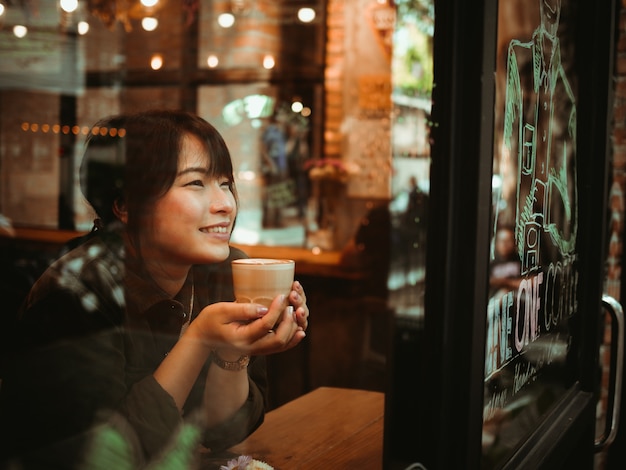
483, 0, 579, 465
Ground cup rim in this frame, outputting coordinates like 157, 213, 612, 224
232, 258, 295, 267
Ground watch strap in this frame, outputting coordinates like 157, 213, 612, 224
211, 350, 250, 371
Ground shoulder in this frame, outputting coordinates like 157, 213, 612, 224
25, 233, 125, 316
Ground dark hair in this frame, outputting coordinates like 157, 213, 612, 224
80, 109, 237, 248
79, 114, 128, 228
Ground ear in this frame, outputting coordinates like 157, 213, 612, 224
112, 198, 128, 224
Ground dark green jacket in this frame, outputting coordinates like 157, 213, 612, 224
0, 228, 266, 469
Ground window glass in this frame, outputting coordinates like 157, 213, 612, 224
483, 0, 579, 466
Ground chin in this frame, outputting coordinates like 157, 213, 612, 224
199, 245, 230, 264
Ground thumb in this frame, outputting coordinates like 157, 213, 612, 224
232, 302, 270, 324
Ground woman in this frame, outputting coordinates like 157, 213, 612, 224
0, 110, 309, 468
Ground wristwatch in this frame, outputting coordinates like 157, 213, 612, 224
211, 350, 250, 371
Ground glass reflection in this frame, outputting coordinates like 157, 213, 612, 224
484, 0, 578, 466
0, 1, 323, 249
388, 0, 433, 319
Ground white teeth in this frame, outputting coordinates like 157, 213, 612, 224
204, 226, 228, 233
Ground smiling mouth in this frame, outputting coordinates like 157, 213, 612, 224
201, 226, 230, 234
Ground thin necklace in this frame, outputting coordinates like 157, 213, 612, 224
179, 275, 194, 338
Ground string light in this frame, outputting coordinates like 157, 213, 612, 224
20, 122, 127, 137
4, 0, 317, 38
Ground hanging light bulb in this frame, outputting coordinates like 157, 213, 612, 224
263, 54, 275, 69
207, 54, 219, 68
77, 21, 90, 35
218, 12, 235, 28
291, 101, 304, 113
150, 54, 163, 70
59, 0, 79, 13
13, 25, 28, 38
142, 17, 158, 31
297, 7, 315, 23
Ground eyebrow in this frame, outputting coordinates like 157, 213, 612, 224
177, 166, 209, 177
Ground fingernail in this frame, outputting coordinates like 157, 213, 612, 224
287, 306, 294, 316
257, 306, 268, 316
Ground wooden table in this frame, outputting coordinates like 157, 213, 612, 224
204, 387, 385, 469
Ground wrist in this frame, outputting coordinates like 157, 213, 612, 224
211, 349, 250, 371
183, 322, 213, 348
214, 348, 242, 362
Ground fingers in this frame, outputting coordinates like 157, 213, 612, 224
194, 294, 307, 356
290, 280, 307, 305
250, 308, 305, 354
232, 295, 285, 328
232, 295, 289, 343
295, 307, 308, 331
289, 281, 309, 331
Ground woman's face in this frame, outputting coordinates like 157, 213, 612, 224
140, 133, 236, 270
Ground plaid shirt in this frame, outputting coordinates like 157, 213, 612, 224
0, 227, 266, 468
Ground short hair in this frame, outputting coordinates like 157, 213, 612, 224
79, 109, 237, 249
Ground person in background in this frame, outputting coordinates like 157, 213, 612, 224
403, 175, 429, 278
285, 117, 310, 220
0, 110, 309, 469
489, 224, 522, 298
340, 201, 392, 299
260, 112, 288, 228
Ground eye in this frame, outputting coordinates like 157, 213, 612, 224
186, 179, 204, 187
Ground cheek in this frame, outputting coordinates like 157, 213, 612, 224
153, 196, 201, 227
229, 193, 238, 216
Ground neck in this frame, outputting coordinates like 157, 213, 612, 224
125, 235, 191, 297
145, 262, 191, 297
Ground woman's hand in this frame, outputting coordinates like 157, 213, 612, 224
289, 280, 309, 332
188, 293, 306, 357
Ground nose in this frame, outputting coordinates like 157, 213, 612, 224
209, 183, 235, 213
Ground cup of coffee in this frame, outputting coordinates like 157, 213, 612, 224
231, 258, 295, 307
